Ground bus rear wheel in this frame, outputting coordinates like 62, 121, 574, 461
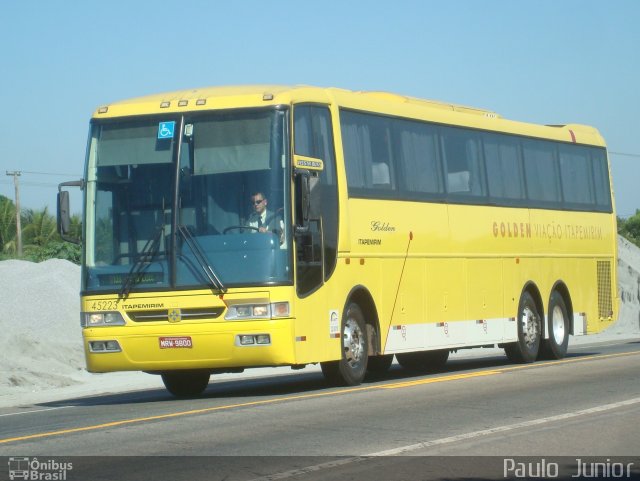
505, 291, 541, 363
396, 349, 449, 371
539, 291, 570, 360
161, 370, 210, 397
321, 302, 368, 386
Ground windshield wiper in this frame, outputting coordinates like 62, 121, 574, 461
177, 225, 226, 293
119, 226, 164, 299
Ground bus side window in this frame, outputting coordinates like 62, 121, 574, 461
441, 128, 485, 198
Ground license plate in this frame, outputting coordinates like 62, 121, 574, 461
159, 336, 193, 349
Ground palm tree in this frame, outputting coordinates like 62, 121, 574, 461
22, 207, 57, 249
0, 196, 17, 254
0, 200, 83, 262
69, 213, 82, 240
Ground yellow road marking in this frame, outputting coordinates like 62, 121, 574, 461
1, 349, 638, 445
379, 370, 501, 389
498, 350, 640, 372
0, 386, 371, 445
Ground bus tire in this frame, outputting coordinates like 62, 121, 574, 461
321, 302, 368, 386
161, 370, 210, 397
539, 291, 570, 360
366, 354, 394, 374
396, 349, 449, 371
504, 291, 541, 363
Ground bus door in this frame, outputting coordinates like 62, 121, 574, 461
293, 104, 339, 362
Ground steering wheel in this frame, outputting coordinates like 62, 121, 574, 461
223, 225, 260, 234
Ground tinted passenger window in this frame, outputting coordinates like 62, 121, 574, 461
559, 145, 594, 206
591, 148, 612, 210
484, 134, 525, 201
338, 108, 611, 213
340, 111, 395, 194
441, 127, 485, 198
394, 119, 443, 196
523, 140, 561, 204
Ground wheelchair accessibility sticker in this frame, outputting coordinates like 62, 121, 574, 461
158, 121, 175, 139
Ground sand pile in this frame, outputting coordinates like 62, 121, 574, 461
616, 236, 640, 334
0, 259, 86, 391
0, 259, 159, 407
1, 236, 639, 405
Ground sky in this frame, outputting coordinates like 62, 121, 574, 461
1, 0, 638, 218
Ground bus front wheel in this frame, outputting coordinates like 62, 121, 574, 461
505, 291, 541, 363
321, 302, 368, 386
161, 370, 210, 397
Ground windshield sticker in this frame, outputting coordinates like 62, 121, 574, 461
158, 121, 176, 140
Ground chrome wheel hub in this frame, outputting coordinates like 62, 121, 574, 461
551, 305, 566, 343
521, 306, 540, 347
343, 318, 365, 367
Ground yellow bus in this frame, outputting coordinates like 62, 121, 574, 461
58, 85, 618, 396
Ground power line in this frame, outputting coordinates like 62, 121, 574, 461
0, 170, 81, 190
609, 151, 640, 158
20, 170, 81, 176
0, 180, 62, 187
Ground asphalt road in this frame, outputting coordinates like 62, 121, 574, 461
1, 339, 639, 480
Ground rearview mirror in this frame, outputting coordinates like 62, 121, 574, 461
57, 179, 84, 244
57, 191, 71, 234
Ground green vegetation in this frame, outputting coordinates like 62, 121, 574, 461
618, 210, 640, 248
0, 195, 81, 264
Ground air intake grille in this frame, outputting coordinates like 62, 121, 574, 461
597, 260, 613, 319
127, 307, 224, 322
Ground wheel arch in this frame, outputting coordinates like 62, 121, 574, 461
344, 285, 382, 356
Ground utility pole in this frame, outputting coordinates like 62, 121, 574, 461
5, 171, 22, 256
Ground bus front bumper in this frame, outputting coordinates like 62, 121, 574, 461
82, 318, 295, 373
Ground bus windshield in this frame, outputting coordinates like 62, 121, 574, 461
84, 108, 291, 293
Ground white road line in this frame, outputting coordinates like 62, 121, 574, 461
0, 406, 71, 418
248, 397, 640, 481
368, 396, 640, 456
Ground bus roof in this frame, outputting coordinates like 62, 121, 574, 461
93, 85, 606, 147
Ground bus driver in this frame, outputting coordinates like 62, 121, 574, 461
247, 191, 284, 243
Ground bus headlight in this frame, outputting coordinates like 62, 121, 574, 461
82, 312, 126, 327
271, 302, 290, 317
225, 302, 290, 320
252, 305, 269, 317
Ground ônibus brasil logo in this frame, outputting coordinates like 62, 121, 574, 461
8, 457, 73, 480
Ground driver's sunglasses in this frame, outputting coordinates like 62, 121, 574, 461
253, 199, 264, 205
